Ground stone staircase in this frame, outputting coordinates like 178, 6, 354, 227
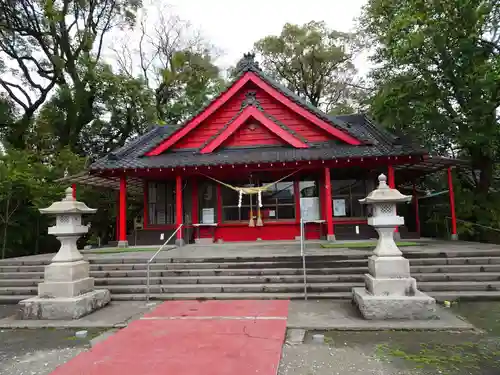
1, 250, 500, 303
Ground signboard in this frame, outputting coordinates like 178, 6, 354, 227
202, 208, 215, 224
333, 199, 346, 217
300, 197, 320, 221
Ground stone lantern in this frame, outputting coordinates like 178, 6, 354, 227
19, 187, 110, 320
352, 174, 436, 320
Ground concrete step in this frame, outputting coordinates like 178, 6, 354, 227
99, 282, 363, 294
0, 295, 33, 304
110, 292, 352, 301
0, 272, 44, 279
3, 256, 500, 274
419, 281, 500, 292
414, 272, 500, 282
410, 264, 500, 273
95, 274, 366, 286
0, 286, 38, 295
0, 279, 41, 287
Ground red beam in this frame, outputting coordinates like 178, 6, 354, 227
72, 184, 76, 199
447, 167, 457, 237
247, 72, 362, 145
176, 175, 183, 240
324, 167, 334, 239
119, 176, 127, 242
201, 106, 308, 153
143, 180, 148, 229
146, 74, 252, 155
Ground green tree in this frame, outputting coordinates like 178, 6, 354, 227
254, 21, 363, 113
0, 0, 141, 149
361, 0, 500, 194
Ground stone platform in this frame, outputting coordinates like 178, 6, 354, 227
352, 288, 436, 320
18, 289, 110, 320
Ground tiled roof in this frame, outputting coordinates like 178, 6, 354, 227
91, 143, 423, 171
90, 54, 426, 171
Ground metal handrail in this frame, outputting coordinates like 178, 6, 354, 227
146, 224, 183, 301
300, 218, 308, 300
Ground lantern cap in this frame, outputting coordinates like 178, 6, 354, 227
40, 187, 97, 215
359, 174, 411, 204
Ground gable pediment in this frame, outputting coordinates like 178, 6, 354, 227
145, 69, 362, 156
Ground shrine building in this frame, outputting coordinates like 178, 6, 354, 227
67, 54, 463, 246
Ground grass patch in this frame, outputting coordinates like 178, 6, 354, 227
321, 241, 420, 249
376, 341, 500, 374
85, 247, 156, 254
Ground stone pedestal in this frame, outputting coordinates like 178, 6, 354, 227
352, 174, 436, 320
18, 187, 110, 320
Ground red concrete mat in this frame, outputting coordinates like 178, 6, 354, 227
50, 300, 289, 375
142, 299, 289, 318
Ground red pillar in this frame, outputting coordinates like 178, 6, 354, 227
216, 183, 222, 225
175, 175, 183, 242
72, 184, 77, 199
388, 165, 399, 234
324, 167, 334, 241
143, 181, 148, 229
115, 191, 120, 241
447, 167, 458, 240
413, 183, 420, 237
294, 180, 301, 223
119, 176, 127, 245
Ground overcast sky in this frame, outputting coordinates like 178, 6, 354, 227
156, 0, 369, 74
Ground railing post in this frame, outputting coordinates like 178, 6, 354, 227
300, 219, 307, 300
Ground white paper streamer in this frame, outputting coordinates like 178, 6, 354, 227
238, 190, 243, 208
258, 191, 262, 207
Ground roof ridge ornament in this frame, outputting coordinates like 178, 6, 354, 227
235, 52, 261, 74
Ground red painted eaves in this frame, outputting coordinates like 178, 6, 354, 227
146, 73, 253, 156
246, 72, 362, 146
201, 106, 308, 153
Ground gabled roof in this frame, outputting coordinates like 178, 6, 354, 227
89, 54, 427, 171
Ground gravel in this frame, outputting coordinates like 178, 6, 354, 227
0, 328, 103, 375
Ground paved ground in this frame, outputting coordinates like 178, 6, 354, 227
0, 301, 159, 329
287, 300, 474, 331
279, 301, 500, 375
49, 300, 289, 375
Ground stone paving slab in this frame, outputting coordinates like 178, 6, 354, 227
287, 300, 475, 331
0, 301, 158, 329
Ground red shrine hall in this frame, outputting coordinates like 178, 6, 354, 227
70, 53, 462, 246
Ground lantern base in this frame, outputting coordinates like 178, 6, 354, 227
352, 288, 436, 320
18, 289, 110, 320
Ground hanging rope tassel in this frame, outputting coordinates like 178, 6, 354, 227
248, 193, 255, 227
256, 190, 263, 226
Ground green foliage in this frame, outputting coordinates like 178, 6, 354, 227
361, 0, 500, 241
362, 0, 500, 191
0, 148, 85, 258
156, 50, 224, 124
254, 21, 366, 113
